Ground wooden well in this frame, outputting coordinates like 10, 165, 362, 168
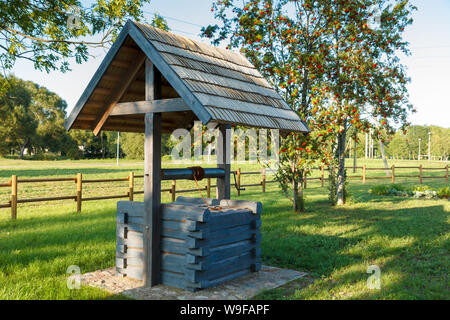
65, 20, 309, 287
116, 197, 261, 291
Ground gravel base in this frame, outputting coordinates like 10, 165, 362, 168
80, 266, 307, 300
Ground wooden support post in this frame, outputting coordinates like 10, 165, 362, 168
261, 168, 266, 193
76, 173, 82, 213
216, 124, 231, 200
321, 166, 324, 187
236, 168, 241, 197
446, 165, 448, 184
143, 58, 163, 287
171, 180, 176, 202
206, 178, 211, 198
419, 164, 423, 184
129, 171, 134, 201
143, 112, 162, 287
11, 175, 17, 220
362, 165, 366, 184
391, 165, 395, 184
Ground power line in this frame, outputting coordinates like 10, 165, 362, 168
412, 44, 450, 49
143, 11, 204, 28
171, 28, 199, 36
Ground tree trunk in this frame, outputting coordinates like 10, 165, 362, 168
378, 140, 390, 176
18, 138, 29, 158
292, 170, 304, 212
19, 144, 26, 158
336, 131, 347, 206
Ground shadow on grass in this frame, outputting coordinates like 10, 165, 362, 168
0, 208, 116, 271
0, 182, 447, 299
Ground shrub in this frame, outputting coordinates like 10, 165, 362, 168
411, 185, 434, 192
66, 148, 82, 160
23, 153, 65, 161
369, 184, 408, 196
437, 187, 449, 199
369, 183, 448, 200
412, 190, 437, 199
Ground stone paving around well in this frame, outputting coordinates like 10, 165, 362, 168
80, 265, 307, 300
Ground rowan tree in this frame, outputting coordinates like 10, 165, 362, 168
311, 0, 415, 204
203, 0, 415, 209
203, 0, 335, 211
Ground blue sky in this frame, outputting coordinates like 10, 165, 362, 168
9, 0, 450, 128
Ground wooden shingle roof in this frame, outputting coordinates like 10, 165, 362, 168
65, 21, 309, 134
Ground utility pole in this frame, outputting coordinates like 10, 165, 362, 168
418, 138, 421, 161
353, 137, 357, 173
365, 132, 368, 159
117, 132, 120, 166
428, 131, 431, 161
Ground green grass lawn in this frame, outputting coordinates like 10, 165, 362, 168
0, 158, 448, 300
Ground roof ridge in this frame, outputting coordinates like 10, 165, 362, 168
132, 20, 254, 70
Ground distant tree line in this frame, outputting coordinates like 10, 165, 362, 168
0, 75, 174, 160
349, 125, 449, 161
1, 75, 448, 161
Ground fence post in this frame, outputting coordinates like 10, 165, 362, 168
419, 165, 423, 184
362, 165, 366, 184
391, 165, 395, 184
129, 171, 134, 201
261, 168, 266, 193
446, 165, 448, 184
171, 180, 176, 202
76, 173, 82, 213
321, 166, 324, 187
206, 178, 211, 198
236, 168, 241, 197
11, 175, 17, 220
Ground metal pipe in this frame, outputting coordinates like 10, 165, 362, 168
161, 168, 225, 180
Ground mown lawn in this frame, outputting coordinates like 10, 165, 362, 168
0, 158, 448, 299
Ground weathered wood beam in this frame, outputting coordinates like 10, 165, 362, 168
102, 73, 121, 82
111, 59, 132, 68
92, 52, 146, 136
146, 59, 161, 100
143, 112, 162, 287
143, 58, 162, 287
103, 124, 145, 133
76, 114, 97, 121
121, 86, 179, 100
216, 124, 231, 200
94, 87, 112, 95
110, 98, 190, 116
84, 101, 105, 108
121, 45, 140, 55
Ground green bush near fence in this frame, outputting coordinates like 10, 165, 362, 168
369, 184, 449, 199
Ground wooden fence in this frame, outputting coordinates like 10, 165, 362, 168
0, 165, 448, 220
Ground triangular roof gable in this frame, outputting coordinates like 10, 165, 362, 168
65, 21, 211, 132
65, 21, 309, 134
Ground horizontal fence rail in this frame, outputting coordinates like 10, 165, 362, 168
0, 164, 448, 220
